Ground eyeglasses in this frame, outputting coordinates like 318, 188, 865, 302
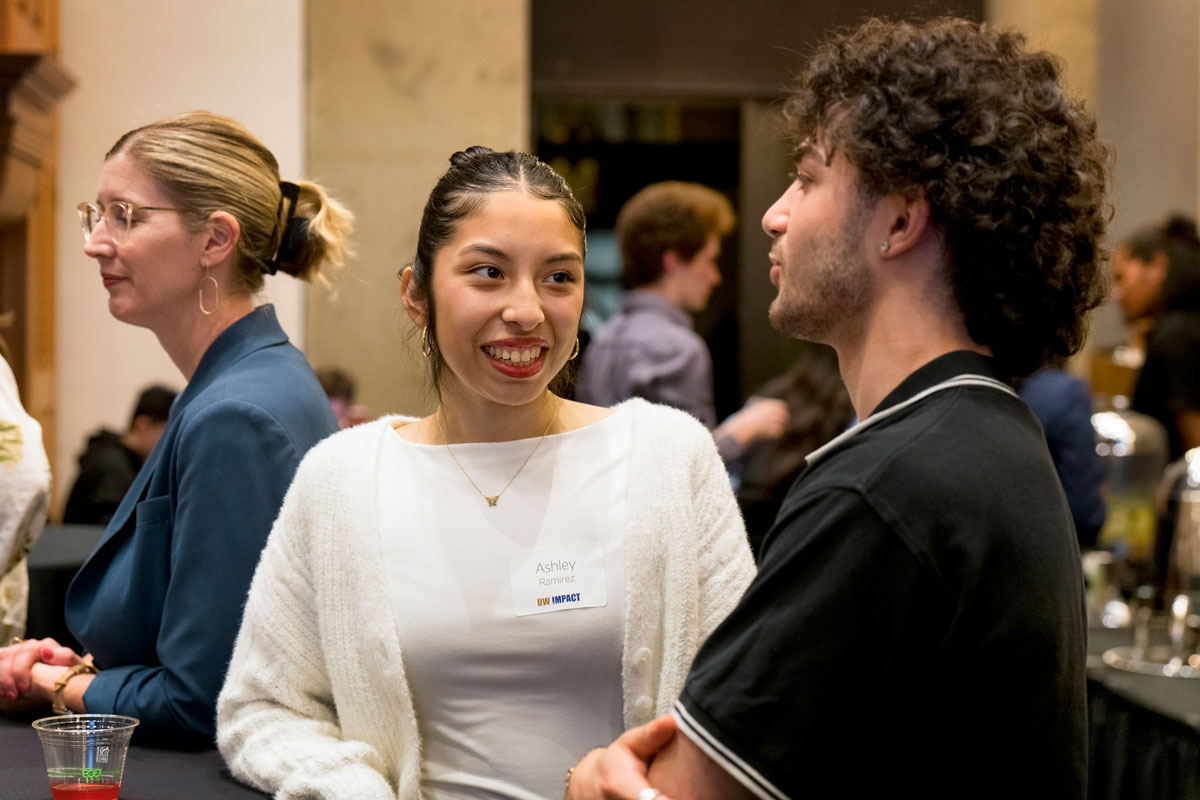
76, 201, 181, 243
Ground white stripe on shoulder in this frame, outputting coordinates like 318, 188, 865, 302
805, 373, 1017, 467
672, 701, 791, 800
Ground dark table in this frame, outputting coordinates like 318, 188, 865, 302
0, 712, 266, 799
13, 527, 268, 798
1087, 626, 1200, 800
13, 540, 1200, 800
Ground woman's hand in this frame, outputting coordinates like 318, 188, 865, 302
0, 638, 83, 705
567, 715, 678, 800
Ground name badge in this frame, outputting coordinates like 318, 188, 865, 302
510, 546, 607, 617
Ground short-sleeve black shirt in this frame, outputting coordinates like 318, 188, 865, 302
1132, 308, 1200, 461
676, 352, 1087, 799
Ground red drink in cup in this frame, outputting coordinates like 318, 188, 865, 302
33, 715, 138, 800
50, 783, 121, 800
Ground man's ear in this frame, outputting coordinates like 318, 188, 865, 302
662, 249, 686, 276
400, 267, 428, 328
202, 211, 240, 266
878, 192, 931, 258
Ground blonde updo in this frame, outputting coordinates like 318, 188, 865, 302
106, 110, 353, 294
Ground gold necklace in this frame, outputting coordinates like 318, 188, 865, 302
437, 400, 560, 507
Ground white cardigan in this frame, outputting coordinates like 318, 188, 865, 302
217, 399, 755, 800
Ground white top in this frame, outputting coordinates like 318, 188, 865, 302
379, 409, 632, 799
0, 354, 49, 641
217, 399, 756, 800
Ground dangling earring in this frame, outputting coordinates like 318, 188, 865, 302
569, 338, 580, 360
199, 266, 219, 315
420, 327, 433, 357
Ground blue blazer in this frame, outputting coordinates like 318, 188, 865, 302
65, 305, 337, 747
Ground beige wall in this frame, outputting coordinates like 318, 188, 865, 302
986, 0, 1098, 102
56, 0, 305, 513
304, 0, 530, 420
1096, 0, 1199, 241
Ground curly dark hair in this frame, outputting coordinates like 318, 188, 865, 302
785, 17, 1110, 377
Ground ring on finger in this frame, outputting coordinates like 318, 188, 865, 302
637, 789, 662, 800
6, 637, 24, 647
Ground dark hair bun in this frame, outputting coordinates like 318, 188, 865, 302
450, 146, 496, 167
1164, 215, 1200, 245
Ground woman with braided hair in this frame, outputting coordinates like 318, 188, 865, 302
216, 146, 754, 799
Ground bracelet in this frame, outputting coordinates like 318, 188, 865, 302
52, 658, 98, 715
563, 766, 575, 800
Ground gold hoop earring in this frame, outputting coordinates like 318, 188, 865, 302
569, 338, 580, 360
199, 266, 219, 316
421, 327, 433, 357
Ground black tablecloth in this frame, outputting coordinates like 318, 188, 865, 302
0, 712, 266, 799
1087, 627, 1200, 800
14, 526, 266, 796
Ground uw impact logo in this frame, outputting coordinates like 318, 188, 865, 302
536, 592, 582, 607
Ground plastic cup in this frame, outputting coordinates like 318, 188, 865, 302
32, 715, 139, 800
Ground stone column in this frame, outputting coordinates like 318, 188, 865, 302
305, 0, 530, 419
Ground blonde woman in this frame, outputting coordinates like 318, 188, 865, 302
0, 112, 351, 747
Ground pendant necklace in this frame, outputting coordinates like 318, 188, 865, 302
438, 400, 560, 507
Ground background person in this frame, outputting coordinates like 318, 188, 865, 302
315, 365, 370, 429
1113, 214, 1200, 460
217, 148, 754, 799
62, 384, 177, 525
0, 111, 349, 747
1017, 361, 1107, 548
569, 15, 1108, 799
731, 342, 854, 553
576, 181, 788, 462
0, 342, 50, 643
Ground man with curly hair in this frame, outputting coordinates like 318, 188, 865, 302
567, 16, 1107, 800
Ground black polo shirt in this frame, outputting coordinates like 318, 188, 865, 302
676, 351, 1086, 799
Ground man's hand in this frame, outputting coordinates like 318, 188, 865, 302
567, 715, 678, 800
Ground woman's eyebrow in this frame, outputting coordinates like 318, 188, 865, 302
457, 243, 510, 260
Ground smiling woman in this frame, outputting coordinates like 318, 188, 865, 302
216, 147, 756, 800
414, 186, 585, 411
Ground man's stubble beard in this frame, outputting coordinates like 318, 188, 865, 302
768, 203, 875, 343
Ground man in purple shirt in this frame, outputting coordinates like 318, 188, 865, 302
577, 182, 786, 460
